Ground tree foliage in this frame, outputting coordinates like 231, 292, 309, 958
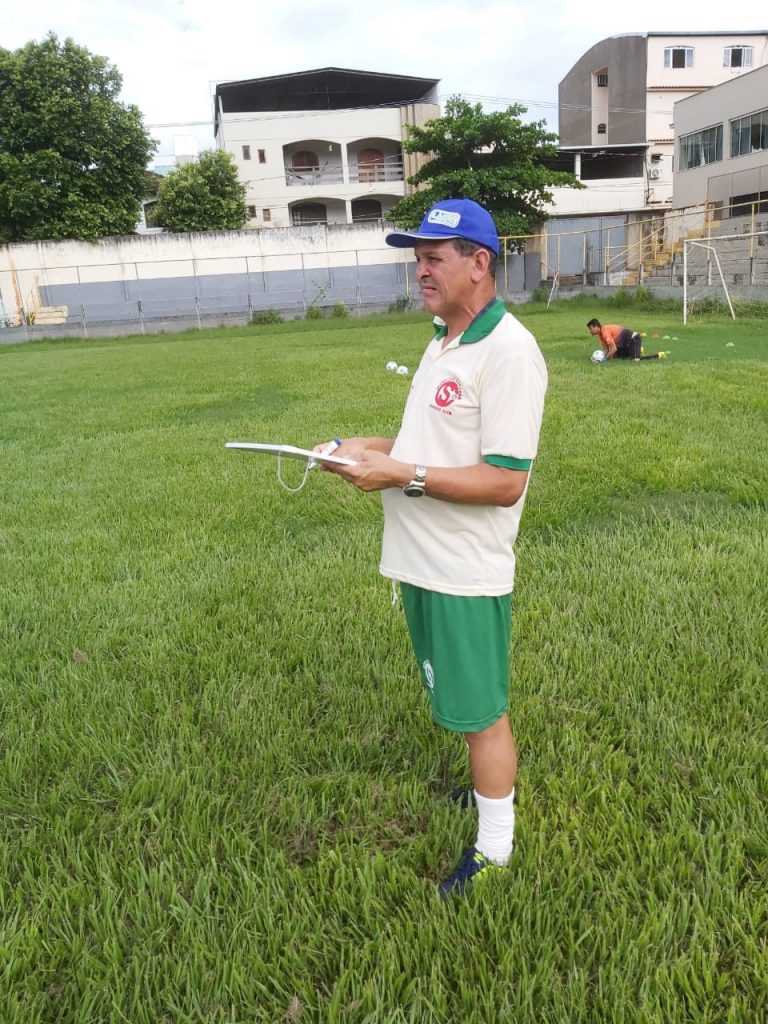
0, 34, 156, 243
388, 97, 582, 238
152, 150, 248, 233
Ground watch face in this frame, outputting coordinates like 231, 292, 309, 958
403, 482, 425, 497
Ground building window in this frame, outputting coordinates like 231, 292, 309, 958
597, 123, 607, 134
596, 73, 608, 87
247, 205, 256, 218
242, 145, 251, 160
262, 209, 271, 222
664, 47, 694, 69
291, 203, 327, 226
292, 150, 318, 171
729, 192, 768, 217
351, 198, 383, 222
731, 108, 768, 157
258, 149, 266, 164
679, 124, 723, 170
724, 46, 753, 68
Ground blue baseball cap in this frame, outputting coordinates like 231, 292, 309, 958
385, 198, 499, 256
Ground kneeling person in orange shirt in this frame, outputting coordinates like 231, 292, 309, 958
587, 318, 669, 361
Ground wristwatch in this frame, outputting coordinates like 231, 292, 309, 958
403, 465, 427, 498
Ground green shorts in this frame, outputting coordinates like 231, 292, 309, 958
400, 583, 512, 734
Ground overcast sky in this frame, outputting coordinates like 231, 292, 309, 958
5, 1, 768, 161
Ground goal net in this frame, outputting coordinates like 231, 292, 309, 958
683, 230, 768, 323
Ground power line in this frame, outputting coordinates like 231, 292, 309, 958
143, 93, 676, 131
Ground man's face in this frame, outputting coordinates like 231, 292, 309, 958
588, 324, 600, 336
413, 240, 479, 319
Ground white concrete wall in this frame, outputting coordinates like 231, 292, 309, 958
546, 180, 647, 216
0, 223, 411, 323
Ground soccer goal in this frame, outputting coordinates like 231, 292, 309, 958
683, 230, 768, 324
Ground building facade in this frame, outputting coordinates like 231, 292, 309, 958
673, 63, 768, 216
553, 31, 768, 214
213, 68, 440, 230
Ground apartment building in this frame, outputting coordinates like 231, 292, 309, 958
213, 67, 440, 229
553, 31, 768, 213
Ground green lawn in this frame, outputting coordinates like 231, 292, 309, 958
1, 306, 766, 1023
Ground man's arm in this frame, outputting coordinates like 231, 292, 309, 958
332, 450, 529, 507
601, 326, 619, 358
338, 437, 394, 457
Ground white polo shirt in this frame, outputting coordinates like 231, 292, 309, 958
380, 300, 547, 597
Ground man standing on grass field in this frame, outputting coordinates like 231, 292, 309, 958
317, 198, 547, 897
587, 318, 669, 361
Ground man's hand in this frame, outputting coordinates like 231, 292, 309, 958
312, 436, 394, 474
332, 449, 411, 492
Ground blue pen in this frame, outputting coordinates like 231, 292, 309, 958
309, 437, 341, 468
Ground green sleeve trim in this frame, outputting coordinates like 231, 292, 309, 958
484, 455, 532, 470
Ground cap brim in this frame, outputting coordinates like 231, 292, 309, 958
385, 231, 460, 248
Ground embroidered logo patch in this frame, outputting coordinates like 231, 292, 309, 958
434, 377, 462, 408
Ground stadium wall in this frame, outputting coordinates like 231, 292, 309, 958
0, 223, 541, 340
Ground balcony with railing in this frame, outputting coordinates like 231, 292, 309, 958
285, 163, 345, 186
349, 154, 404, 184
283, 140, 405, 188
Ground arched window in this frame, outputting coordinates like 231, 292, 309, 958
357, 148, 385, 182
351, 199, 382, 222
291, 203, 327, 226
292, 150, 319, 171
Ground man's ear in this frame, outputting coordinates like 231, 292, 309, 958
470, 247, 491, 282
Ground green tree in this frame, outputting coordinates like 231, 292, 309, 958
152, 150, 248, 233
0, 34, 156, 243
388, 97, 582, 239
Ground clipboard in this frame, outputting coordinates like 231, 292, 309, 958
225, 442, 356, 466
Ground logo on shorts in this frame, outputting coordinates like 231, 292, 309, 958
422, 659, 435, 690
434, 377, 462, 409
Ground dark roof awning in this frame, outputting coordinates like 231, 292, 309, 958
215, 67, 440, 116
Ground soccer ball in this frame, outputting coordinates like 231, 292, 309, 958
385, 360, 398, 371
591, 350, 607, 364
396, 365, 409, 376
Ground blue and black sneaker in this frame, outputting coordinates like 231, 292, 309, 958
438, 846, 505, 899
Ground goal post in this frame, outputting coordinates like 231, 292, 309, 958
683, 239, 736, 325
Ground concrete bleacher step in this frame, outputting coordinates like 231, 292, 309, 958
31, 306, 69, 325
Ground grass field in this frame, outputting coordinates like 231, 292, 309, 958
1, 302, 767, 1023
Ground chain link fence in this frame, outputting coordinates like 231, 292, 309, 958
1, 244, 541, 343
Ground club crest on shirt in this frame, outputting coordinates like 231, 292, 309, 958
432, 377, 462, 414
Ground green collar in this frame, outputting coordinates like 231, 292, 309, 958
433, 299, 507, 345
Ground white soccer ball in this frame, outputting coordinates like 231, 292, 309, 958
396, 365, 409, 376
385, 360, 398, 371
591, 349, 607, 364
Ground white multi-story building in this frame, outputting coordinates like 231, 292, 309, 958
551, 31, 768, 214
213, 67, 440, 229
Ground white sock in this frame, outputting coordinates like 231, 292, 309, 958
474, 788, 515, 866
